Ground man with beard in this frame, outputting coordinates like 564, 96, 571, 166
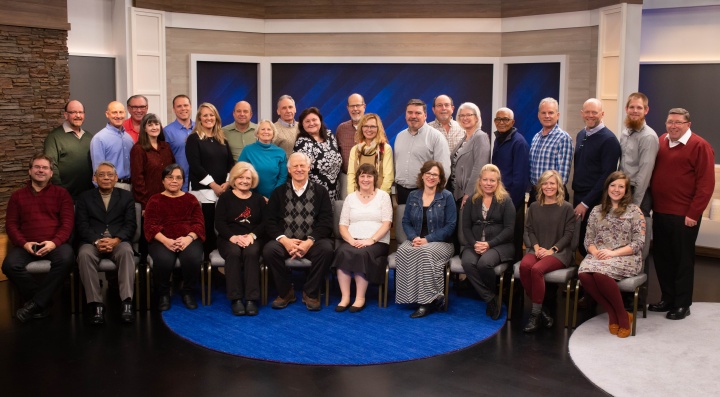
335, 93, 366, 175
44, 100, 94, 200
618, 92, 659, 216
429, 94, 465, 154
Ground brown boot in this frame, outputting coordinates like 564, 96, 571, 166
302, 291, 321, 311
271, 288, 296, 309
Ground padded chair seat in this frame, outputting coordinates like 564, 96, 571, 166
26, 260, 51, 273
209, 249, 225, 267
387, 252, 396, 269
544, 267, 577, 283
617, 273, 648, 292
97, 257, 140, 272
285, 258, 312, 268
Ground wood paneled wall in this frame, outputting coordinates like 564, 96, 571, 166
2, 0, 69, 31
139, 0, 641, 19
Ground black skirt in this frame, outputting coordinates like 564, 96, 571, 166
332, 241, 389, 284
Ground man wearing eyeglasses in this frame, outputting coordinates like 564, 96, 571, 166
336, 93, 366, 175
123, 95, 149, 143
649, 108, 715, 320
90, 101, 135, 191
2, 153, 74, 323
75, 162, 137, 325
571, 98, 621, 256
44, 99, 94, 200
429, 94, 465, 154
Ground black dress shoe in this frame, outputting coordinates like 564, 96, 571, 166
540, 307, 554, 328
16, 300, 43, 323
649, 300, 674, 312
158, 295, 171, 311
487, 297, 501, 321
182, 293, 198, 310
666, 306, 691, 320
90, 303, 105, 325
523, 313, 542, 333
245, 300, 258, 316
120, 301, 134, 323
349, 303, 366, 313
410, 304, 434, 318
231, 299, 246, 316
335, 304, 349, 312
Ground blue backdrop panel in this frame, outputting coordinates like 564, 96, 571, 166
197, 61, 258, 126
271, 63, 494, 145
506, 63, 561, 143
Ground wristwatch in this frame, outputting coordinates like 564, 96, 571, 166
307, 236, 316, 242
551, 246, 559, 253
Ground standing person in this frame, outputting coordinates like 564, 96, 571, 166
76, 162, 137, 324
130, 113, 176, 210
144, 164, 205, 311
273, 95, 298, 156
460, 164, 515, 320
335, 93, 366, 175
519, 170, 575, 333
346, 113, 394, 195
332, 164, 392, 313
2, 154, 74, 322
215, 162, 266, 316
572, 98, 621, 256
123, 95, 149, 143
648, 108, 715, 320
186, 102, 235, 258
44, 99, 94, 200
428, 94, 465, 154
618, 92, 659, 216
393, 99, 451, 205
238, 120, 288, 201
222, 100, 257, 161
578, 171, 646, 338
164, 94, 195, 191
528, 97, 573, 204
395, 161, 457, 318
263, 153, 335, 312
293, 107, 342, 202
451, 102, 490, 208
90, 101, 135, 191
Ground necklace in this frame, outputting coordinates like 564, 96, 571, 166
359, 190, 375, 200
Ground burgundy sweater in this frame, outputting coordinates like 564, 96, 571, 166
130, 141, 176, 208
144, 193, 206, 242
651, 132, 715, 220
5, 181, 74, 247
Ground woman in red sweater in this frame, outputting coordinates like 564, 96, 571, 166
145, 164, 205, 311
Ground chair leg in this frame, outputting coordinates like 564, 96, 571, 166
443, 263, 450, 312
146, 266, 151, 311
325, 276, 330, 307
135, 266, 140, 311
498, 273, 505, 316
207, 264, 212, 306
632, 287, 640, 336
200, 261, 206, 306
564, 280, 572, 328
572, 280, 581, 329
508, 276, 515, 321
383, 266, 389, 308
261, 264, 268, 306
70, 270, 76, 314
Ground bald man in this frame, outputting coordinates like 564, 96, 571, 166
429, 94, 465, 154
335, 93, 366, 174
222, 100, 257, 161
90, 101, 135, 191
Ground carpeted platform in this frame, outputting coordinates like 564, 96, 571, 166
569, 302, 720, 396
162, 289, 506, 365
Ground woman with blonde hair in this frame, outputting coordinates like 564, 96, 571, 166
186, 102, 235, 257
346, 113, 394, 195
460, 164, 515, 320
238, 119, 287, 200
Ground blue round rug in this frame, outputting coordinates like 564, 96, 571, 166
162, 288, 506, 366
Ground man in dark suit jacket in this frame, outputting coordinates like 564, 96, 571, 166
76, 161, 137, 324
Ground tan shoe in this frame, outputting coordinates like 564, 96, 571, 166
271, 288, 296, 309
302, 291, 321, 311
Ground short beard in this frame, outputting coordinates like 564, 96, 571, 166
624, 115, 644, 131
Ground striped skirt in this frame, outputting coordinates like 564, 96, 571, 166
394, 240, 454, 305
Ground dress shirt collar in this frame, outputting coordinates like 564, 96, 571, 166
585, 123, 605, 136
292, 179, 309, 196
666, 129, 692, 148
278, 119, 296, 128
62, 121, 85, 137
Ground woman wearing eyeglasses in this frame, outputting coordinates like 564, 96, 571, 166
346, 113, 394, 195
451, 102, 491, 209
144, 164, 205, 311
395, 160, 457, 318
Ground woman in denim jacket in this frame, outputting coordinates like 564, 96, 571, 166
395, 160, 457, 318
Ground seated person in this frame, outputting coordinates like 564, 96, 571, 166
76, 162, 137, 324
263, 152, 334, 311
2, 153, 74, 323
144, 164, 205, 311
519, 170, 575, 333
332, 163, 392, 312
215, 162, 266, 316
460, 164, 515, 320
395, 160, 457, 318
578, 171, 645, 338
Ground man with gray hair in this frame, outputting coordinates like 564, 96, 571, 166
429, 94, 465, 154
263, 152, 334, 311
273, 95, 299, 156
123, 94, 149, 143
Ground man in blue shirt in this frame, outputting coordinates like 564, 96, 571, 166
164, 94, 195, 191
90, 101, 134, 191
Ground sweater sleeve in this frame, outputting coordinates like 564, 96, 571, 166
264, 186, 285, 240
250, 194, 266, 237
462, 199, 475, 246
44, 130, 62, 186
687, 140, 716, 220
185, 134, 212, 186
581, 135, 621, 208
554, 204, 576, 251
487, 199, 515, 248
347, 146, 358, 194
143, 195, 163, 242
509, 137, 530, 209
53, 188, 75, 247
463, 131, 490, 198
130, 144, 150, 207
214, 192, 234, 240
523, 203, 537, 251
380, 144, 394, 194
309, 184, 334, 240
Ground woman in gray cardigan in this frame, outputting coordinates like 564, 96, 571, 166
519, 170, 575, 333
451, 102, 491, 208
461, 164, 515, 320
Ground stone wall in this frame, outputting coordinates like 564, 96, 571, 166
0, 24, 69, 233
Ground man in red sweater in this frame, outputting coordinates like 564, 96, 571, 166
2, 153, 75, 322
649, 108, 715, 320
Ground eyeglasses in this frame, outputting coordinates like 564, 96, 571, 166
129, 105, 148, 110
494, 117, 512, 123
96, 172, 116, 178
458, 113, 476, 119
665, 120, 689, 126
424, 172, 440, 178
65, 111, 85, 115
362, 125, 378, 130
347, 104, 365, 109
434, 103, 453, 109
164, 175, 183, 181
32, 165, 50, 170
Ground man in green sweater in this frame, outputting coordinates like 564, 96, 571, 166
44, 99, 94, 200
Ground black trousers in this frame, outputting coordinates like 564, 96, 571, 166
572, 191, 590, 257
2, 244, 74, 308
218, 238, 261, 301
653, 212, 700, 307
395, 185, 415, 205
263, 238, 333, 298
149, 239, 203, 295
201, 203, 217, 259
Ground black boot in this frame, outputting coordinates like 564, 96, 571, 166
523, 313, 542, 333
540, 307, 554, 328
487, 296, 501, 320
